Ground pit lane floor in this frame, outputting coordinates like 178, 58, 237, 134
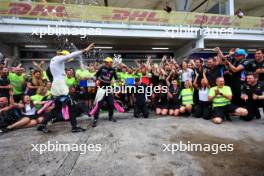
0, 112, 264, 176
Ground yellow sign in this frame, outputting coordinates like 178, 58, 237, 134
0, 1, 263, 29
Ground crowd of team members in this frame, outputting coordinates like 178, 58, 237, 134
0, 47, 263, 133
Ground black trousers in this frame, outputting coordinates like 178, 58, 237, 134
194, 101, 211, 120
230, 79, 243, 106
134, 103, 149, 118
41, 96, 77, 128
0, 108, 22, 128
243, 100, 262, 121
94, 94, 114, 120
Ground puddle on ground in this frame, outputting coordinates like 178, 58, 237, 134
170, 132, 264, 176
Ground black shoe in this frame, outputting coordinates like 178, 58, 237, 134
37, 125, 50, 133
72, 127, 86, 133
92, 119, 97, 127
134, 115, 139, 118
182, 113, 190, 117
88, 112, 92, 117
256, 113, 261, 119
224, 112, 232, 121
109, 117, 117, 122
51, 118, 57, 124
225, 116, 232, 121
51, 118, 63, 124
0, 127, 12, 133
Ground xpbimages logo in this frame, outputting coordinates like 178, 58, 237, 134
31, 141, 102, 154
103, 85, 168, 96
163, 141, 234, 155
31, 25, 102, 38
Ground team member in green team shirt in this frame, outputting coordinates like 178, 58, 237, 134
208, 77, 248, 124
32, 60, 49, 82
134, 71, 142, 79
65, 68, 77, 87
8, 67, 25, 103
75, 67, 90, 106
75, 68, 90, 81
87, 65, 96, 78
75, 66, 96, 109
46, 82, 52, 99
30, 87, 49, 110
126, 67, 136, 79
125, 67, 137, 109
116, 65, 128, 85
179, 80, 194, 115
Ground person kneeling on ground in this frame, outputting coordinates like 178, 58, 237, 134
11, 95, 45, 129
208, 77, 248, 124
133, 78, 149, 118
166, 76, 181, 117
193, 71, 211, 120
155, 83, 169, 116
179, 80, 194, 116
241, 73, 264, 121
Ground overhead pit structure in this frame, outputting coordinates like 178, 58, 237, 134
0, 0, 263, 65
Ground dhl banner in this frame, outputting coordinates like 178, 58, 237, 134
0, 0, 263, 29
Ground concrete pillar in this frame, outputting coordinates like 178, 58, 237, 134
0, 42, 19, 66
174, 36, 204, 61
175, 0, 192, 11
11, 45, 20, 66
13, 45, 19, 58
0, 41, 12, 58
225, 0, 234, 15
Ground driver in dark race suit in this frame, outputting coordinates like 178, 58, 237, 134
92, 57, 118, 127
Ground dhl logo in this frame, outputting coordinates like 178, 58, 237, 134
102, 9, 168, 23
0, 1, 262, 28
193, 15, 232, 26
0, 2, 79, 18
